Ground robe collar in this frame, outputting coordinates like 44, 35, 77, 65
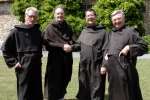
15, 24, 40, 29
51, 20, 68, 29
86, 24, 105, 30
112, 25, 126, 32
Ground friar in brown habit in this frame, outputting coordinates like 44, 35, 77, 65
103, 10, 148, 100
1, 7, 43, 100
43, 5, 74, 100
72, 9, 108, 100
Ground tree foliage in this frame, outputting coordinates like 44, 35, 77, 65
11, 0, 145, 37
11, 0, 41, 22
143, 35, 150, 51
12, 0, 84, 39
93, 0, 145, 35
39, 0, 84, 38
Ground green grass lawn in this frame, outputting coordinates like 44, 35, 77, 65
0, 57, 150, 100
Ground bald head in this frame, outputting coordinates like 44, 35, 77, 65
54, 5, 65, 22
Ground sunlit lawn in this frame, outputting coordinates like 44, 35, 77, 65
0, 56, 150, 100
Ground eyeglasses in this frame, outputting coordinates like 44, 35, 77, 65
26, 13, 37, 17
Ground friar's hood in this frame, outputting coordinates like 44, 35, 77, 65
15, 24, 40, 29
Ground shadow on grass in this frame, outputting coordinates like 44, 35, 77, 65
105, 94, 109, 100
65, 94, 109, 100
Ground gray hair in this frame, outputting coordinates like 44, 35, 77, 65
111, 10, 125, 18
25, 7, 38, 16
53, 4, 65, 13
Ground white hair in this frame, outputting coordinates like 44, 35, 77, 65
25, 7, 38, 16
111, 10, 125, 18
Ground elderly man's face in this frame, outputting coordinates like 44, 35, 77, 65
85, 11, 96, 25
54, 8, 64, 22
25, 10, 37, 26
111, 13, 125, 29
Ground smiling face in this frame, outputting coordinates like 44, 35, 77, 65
111, 13, 125, 29
85, 10, 96, 26
54, 7, 64, 22
25, 8, 38, 27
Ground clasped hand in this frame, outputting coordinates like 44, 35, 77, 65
63, 44, 72, 53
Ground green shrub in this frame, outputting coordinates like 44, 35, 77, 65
11, 0, 41, 22
66, 15, 85, 39
143, 35, 150, 52
11, 0, 145, 38
93, 0, 145, 36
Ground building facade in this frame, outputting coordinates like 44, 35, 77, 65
81, 0, 96, 10
0, 0, 12, 14
144, 0, 150, 34
0, 0, 20, 41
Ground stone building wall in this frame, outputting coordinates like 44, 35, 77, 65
0, 0, 20, 44
0, 1, 11, 14
0, 15, 20, 40
144, 0, 150, 34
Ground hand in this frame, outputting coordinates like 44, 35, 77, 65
100, 66, 107, 75
104, 53, 108, 61
63, 44, 72, 53
14, 62, 22, 69
119, 45, 129, 56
